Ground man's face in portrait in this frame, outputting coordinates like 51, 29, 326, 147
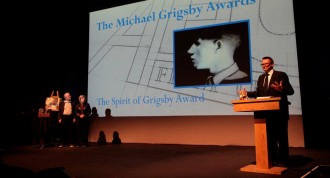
188, 39, 218, 70
187, 35, 240, 74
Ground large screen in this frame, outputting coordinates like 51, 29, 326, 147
88, 0, 301, 117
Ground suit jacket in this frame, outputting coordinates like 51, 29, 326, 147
248, 70, 294, 119
58, 101, 76, 119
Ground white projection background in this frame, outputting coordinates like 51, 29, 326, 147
88, 0, 301, 117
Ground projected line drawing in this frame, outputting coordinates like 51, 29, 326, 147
88, 0, 301, 116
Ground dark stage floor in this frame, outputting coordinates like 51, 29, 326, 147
1, 143, 330, 178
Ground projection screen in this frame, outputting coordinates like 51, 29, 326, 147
88, 0, 301, 117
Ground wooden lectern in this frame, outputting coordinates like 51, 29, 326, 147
231, 97, 287, 175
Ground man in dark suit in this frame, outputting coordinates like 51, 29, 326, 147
58, 92, 76, 147
242, 56, 294, 166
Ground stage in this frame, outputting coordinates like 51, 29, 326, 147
1, 143, 330, 178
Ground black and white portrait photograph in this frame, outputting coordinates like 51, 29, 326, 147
174, 20, 252, 88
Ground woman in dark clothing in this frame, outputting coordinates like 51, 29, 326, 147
75, 95, 91, 147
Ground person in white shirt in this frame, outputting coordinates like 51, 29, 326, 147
58, 92, 75, 147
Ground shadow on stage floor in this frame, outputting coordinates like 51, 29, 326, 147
1, 143, 330, 178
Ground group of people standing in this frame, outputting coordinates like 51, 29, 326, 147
38, 93, 116, 148
57, 92, 91, 148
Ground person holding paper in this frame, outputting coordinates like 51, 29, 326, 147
239, 56, 294, 166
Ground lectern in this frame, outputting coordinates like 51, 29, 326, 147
231, 97, 287, 175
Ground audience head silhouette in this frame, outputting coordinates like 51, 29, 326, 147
90, 107, 99, 119
97, 130, 106, 144
105, 108, 112, 118
112, 131, 122, 144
